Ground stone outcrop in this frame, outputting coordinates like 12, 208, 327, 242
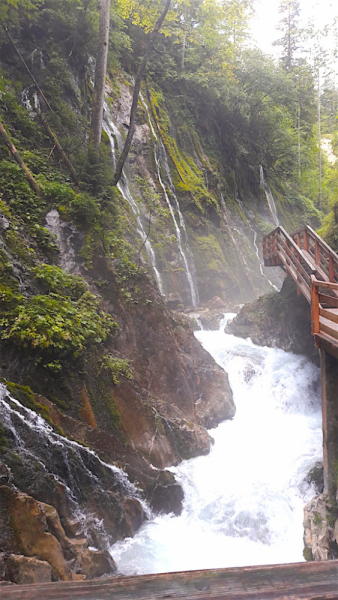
225, 278, 317, 362
5, 555, 52, 584
303, 494, 332, 561
0, 486, 116, 583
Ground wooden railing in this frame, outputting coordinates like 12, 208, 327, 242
291, 226, 338, 283
263, 226, 316, 303
263, 226, 338, 358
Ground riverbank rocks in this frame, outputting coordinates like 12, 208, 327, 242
5, 555, 52, 584
303, 494, 334, 561
225, 278, 317, 362
0, 486, 116, 582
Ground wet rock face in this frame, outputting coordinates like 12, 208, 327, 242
225, 278, 317, 362
4, 555, 53, 584
303, 494, 331, 561
0, 486, 116, 582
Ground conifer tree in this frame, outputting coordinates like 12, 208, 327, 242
273, 0, 300, 71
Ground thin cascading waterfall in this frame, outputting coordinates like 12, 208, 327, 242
232, 192, 279, 292
111, 316, 322, 574
140, 95, 199, 308
102, 107, 164, 296
260, 166, 279, 226
0, 384, 149, 548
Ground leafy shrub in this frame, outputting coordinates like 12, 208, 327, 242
0, 161, 46, 223
0, 289, 117, 357
42, 181, 76, 206
69, 193, 100, 228
32, 264, 87, 300
99, 355, 133, 384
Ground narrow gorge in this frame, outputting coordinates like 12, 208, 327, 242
0, 0, 337, 589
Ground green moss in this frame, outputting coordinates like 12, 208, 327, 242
149, 90, 218, 213
0, 422, 8, 453
313, 512, 323, 526
2, 380, 51, 423
303, 547, 313, 561
195, 234, 226, 272
99, 355, 133, 384
103, 393, 122, 430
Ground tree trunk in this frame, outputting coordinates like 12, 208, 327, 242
0, 119, 41, 196
112, 0, 172, 186
318, 68, 322, 211
89, 0, 111, 150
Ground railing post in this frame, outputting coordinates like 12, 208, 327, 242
297, 233, 300, 248
315, 240, 320, 266
329, 255, 334, 282
311, 276, 320, 336
304, 229, 309, 252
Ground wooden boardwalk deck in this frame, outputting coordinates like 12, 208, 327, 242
2, 560, 338, 600
263, 225, 338, 359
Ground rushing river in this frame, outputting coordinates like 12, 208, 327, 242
111, 315, 322, 574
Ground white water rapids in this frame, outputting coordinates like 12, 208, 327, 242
111, 315, 322, 574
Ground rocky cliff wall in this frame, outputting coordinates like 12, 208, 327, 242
0, 33, 320, 585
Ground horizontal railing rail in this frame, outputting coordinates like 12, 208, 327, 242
263, 227, 338, 357
291, 226, 338, 283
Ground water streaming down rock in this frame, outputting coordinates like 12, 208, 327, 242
260, 166, 279, 226
233, 192, 280, 292
140, 95, 199, 308
102, 107, 164, 296
0, 384, 147, 552
111, 315, 322, 574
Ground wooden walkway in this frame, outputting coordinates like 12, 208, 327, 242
2, 560, 338, 600
263, 225, 338, 359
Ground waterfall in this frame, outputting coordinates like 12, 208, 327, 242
0, 384, 147, 548
260, 166, 279, 226
102, 107, 164, 296
140, 95, 199, 308
111, 316, 322, 574
233, 192, 279, 291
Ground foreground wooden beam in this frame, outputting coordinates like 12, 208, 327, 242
2, 560, 338, 600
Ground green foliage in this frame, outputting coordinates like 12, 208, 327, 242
0, 161, 46, 224
313, 512, 323, 526
69, 193, 100, 229
303, 547, 313, 561
3, 379, 51, 423
0, 0, 43, 26
0, 286, 117, 358
32, 264, 88, 299
150, 90, 218, 212
99, 355, 133, 384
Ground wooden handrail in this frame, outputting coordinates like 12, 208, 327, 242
263, 226, 338, 358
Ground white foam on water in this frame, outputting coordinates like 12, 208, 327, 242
111, 315, 322, 574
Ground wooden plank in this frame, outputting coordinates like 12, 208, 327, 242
277, 240, 312, 282
320, 307, 338, 325
313, 280, 338, 291
318, 293, 338, 308
311, 281, 320, 334
277, 234, 315, 272
315, 333, 338, 361
2, 561, 338, 600
282, 259, 311, 303
301, 250, 329, 281
320, 315, 338, 340
306, 225, 338, 264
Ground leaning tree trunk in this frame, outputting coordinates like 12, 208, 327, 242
89, 0, 111, 150
112, 0, 172, 186
0, 119, 41, 196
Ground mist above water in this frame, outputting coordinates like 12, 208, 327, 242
111, 315, 322, 574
